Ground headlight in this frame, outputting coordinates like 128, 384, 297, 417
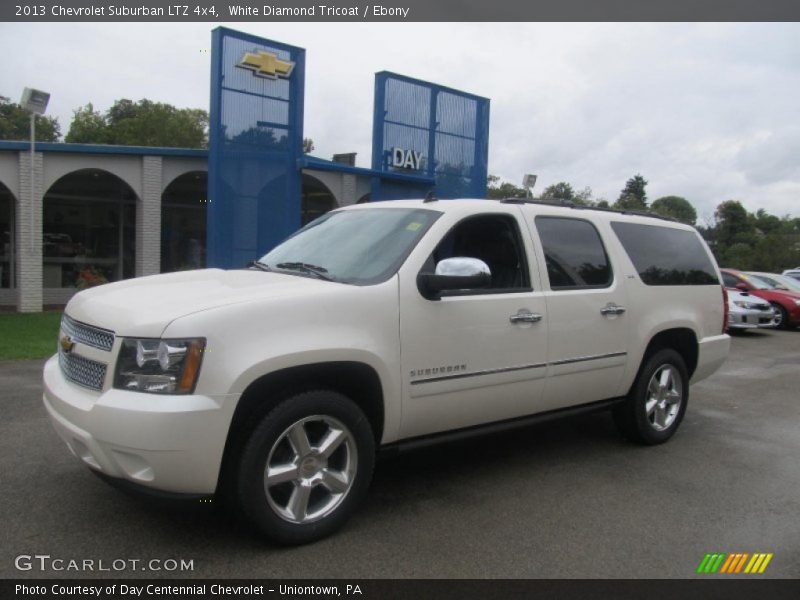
114, 338, 205, 394
733, 301, 764, 309
794, 299, 800, 306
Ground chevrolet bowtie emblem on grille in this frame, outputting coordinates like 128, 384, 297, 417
60, 334, 75, 354
237, 50, 295, 80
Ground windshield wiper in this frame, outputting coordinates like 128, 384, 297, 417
248, 260, 272, 272
275, 262, 334, 281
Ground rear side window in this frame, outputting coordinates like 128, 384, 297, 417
611, 222, 719, 286
535, 217, 612, 290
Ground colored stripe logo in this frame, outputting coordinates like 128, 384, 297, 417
697, 552, 773, 574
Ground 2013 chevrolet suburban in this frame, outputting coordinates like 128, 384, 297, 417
43, 198, 730, 544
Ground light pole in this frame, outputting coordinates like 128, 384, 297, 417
522, 174, 537, 199
20, 88, 50, 254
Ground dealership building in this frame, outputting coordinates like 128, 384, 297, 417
0, 27, 490, 312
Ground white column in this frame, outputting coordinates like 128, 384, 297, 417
137, 156, 162, 276
16, 151, 43, 312
341, 173, 357, 206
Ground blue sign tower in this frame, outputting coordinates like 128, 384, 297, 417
208, 28, 305, 269
371, 72, 490, 200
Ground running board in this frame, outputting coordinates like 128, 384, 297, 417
380, 397, 625, 457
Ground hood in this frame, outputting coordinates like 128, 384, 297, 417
65, 268, 336, 336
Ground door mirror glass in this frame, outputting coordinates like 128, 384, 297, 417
418, 257, 491, 299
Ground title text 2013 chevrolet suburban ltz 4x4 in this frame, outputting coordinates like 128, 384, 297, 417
43, 199, 730, 544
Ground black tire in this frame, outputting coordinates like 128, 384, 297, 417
770, 303, 788, 330
613, 348, 689, 445
236, 390, 375, 545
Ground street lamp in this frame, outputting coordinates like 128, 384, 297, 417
522, 174, 537, 199
20, 88, 50, 253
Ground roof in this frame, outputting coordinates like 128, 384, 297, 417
343, 198, 697, 230
0, 140, 208, 158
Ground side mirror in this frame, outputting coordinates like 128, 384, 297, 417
417, 257, 492, 300
735, 282, 749, 292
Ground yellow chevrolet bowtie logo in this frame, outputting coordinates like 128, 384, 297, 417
237, 51, 294, 80
60, 334, 75, 354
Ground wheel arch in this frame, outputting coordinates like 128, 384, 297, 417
633, 327, 699, 392
216, 361, 385, 495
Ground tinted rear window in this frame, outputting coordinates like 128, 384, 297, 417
611, 222, 719, 286
535, 217, 612, 289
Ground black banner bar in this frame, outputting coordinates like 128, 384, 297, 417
3, 0, 800, 22
4, 579, 800, 600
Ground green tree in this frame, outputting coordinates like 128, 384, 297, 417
65, 98, 208, 148
486, 174, 526, 199
64, 103, 108, 144
303, 138, 314, 154
615, 174, 648, 210
573, 186, 595, 206
750, 208, 781, 235
0, 95, 61, 141
540, 182, 575, 203
714, 200, 753, 247
650, 195, 698, 226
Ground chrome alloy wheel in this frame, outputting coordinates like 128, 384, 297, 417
264, 415, 357, 524
645, 365, 683, 431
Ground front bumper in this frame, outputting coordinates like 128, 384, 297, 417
728, 308, 775, 329
43, 355, 239, 494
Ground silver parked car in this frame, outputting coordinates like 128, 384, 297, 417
727, 289, 775, 331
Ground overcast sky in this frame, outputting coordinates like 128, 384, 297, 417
2, 22, 798, 220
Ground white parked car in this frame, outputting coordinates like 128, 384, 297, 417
782, 269, 800, 281
43, 199, 730, 544
726, 289, 775, 331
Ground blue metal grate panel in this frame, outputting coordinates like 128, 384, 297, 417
371, 72, 489, 200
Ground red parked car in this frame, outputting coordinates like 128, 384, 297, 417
720, 268, 800, 329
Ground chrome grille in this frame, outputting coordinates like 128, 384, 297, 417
61, 314, 115, 351
58, 349, 107, 391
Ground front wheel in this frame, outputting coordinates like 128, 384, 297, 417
237, 390, 375, 545
614, 348, 689, 445
770, 303, 788, 329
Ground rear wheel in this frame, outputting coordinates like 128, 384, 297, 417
236, 390, 375, 545
614, 348, 689, 445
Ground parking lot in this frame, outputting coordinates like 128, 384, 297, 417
2, 329, 798, 579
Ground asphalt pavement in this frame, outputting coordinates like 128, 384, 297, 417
1, 329, 798, 579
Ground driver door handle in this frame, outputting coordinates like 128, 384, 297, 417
600, 303, 626, 316
510, 311, 543, 324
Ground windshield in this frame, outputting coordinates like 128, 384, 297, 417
259, 207, 441, 285
751, 273, 800, 292
742, 273, 776, 290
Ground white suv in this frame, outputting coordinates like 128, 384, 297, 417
43, 199, 730, 544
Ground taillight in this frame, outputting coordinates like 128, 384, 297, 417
722, 286, 729, 334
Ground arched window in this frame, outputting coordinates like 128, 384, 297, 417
301, 174, 338, 226
161, 171, 207, 272
0, 182, 14, 289
43, 169, 136, 290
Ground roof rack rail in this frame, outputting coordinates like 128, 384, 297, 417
498, 197, 680, 223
